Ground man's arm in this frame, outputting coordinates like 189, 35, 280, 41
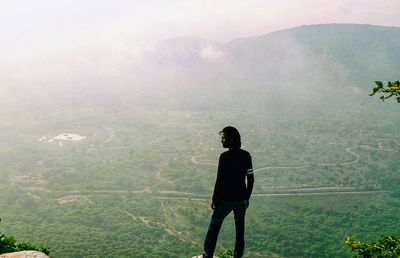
246, 154, 254, 199
211, 175, 220, 209
246, 173, 254, 199
211, 155, 223, 209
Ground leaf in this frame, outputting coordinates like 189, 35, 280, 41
375, 81, 383, 88
370, 87, 380, 96
344, 236, 352, 245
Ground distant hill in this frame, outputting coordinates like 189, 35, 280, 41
4, 24, 400, 113
171, 24, 400, 111
223, 24, 400, 85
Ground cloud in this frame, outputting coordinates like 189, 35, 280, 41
1, 0, 400, 66
200, 45, 224, 62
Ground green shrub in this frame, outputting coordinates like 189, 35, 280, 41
344, 235, 400, 258
217, 249, 233, 258
0, 218, 50, 256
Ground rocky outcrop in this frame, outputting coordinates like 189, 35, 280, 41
0, 251, 49, 258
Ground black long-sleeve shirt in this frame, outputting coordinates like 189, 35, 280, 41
212, 148, 254, 202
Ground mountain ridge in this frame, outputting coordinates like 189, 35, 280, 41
3, 23, 400, 112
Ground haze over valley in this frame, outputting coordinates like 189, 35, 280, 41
1, 9, 400, 257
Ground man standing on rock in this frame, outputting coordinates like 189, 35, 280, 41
197, 126, 254, 258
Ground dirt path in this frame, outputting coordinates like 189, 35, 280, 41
121, 210, 152, 228
189, 129, 398, 173
18, 140, 395, 202
155, 160, 175, 184
19, 134, 397, 204
160, 200, 199, 246
193, 127, 204, 150
104, 127, 115, 143
253, 190, 386, 197
250, 144, 397, 173
53, 186, 386, 201
191, 155, 217, 166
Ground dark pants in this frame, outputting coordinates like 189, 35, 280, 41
203, 200, 248, 258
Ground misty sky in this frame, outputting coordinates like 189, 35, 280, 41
2, 0, 400, 59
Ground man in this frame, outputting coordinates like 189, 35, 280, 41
199, 126, 254, 258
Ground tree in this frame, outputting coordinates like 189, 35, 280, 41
344, 81, 400, 257
370, 81, 400, 103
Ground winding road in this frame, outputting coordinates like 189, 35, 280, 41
187, 138, 398, 197
191, 142, 397, 173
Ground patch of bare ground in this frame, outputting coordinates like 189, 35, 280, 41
0, 251, 49, 258
57, 195, 93, 204
9, 160, 48, 189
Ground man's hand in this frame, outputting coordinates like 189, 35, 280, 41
211, 201, 216, 210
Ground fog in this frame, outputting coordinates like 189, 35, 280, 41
1, 2, 399, 150
2, 1, 400, 113
0, 34, 346, 111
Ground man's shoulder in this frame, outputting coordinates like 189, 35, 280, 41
239, 148, 251, 156
236, 148, 251, 156
221, 148, 251, 157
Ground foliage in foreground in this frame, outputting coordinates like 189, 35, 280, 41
346, 85, 400, 257
370, 81, 400, 103
345, 235, 400, 258
0, 219, 50, 256
217, 249, 233, 258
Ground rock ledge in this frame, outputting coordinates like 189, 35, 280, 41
0, 251, 49, 258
